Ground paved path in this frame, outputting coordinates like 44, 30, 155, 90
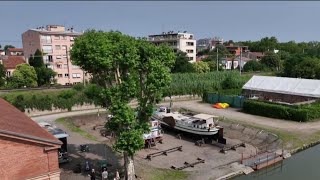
160, 100, 320, 134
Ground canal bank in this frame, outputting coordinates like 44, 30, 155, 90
233, 143, 320, 180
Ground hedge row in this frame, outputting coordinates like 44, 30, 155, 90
1, 84, 95, 112
243, 100, 310, 122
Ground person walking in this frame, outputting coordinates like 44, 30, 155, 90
115, 169, 120, 180
101, 168, 108, 180
88, 169, 96, 180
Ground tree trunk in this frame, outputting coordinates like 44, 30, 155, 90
124, 152, 135, 180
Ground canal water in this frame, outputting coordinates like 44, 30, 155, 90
233, 144, 320, 180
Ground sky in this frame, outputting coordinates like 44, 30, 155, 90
1, 1, 320, 47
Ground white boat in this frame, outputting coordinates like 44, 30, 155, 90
153, 107, 221, 136
143, 117, 163, 143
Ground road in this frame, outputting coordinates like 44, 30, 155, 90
31, 109, 106, 122
31, 100, 320, 134
160, 100, 320, 134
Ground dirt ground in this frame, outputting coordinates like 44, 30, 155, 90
55, 112, 264, 180
160, 100, 320, 135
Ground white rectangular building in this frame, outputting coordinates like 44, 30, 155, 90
149, 31, 197, 63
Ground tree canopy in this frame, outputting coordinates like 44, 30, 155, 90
4, 45, 15, 51
70, 30, 175, 180
171, 51, 193, 73
193, 61, 210, 73
243, 60, 265, 72
0, 63, 6, 87
8, 64, 37, 88
29, 49, 56, 86
260, 51, 280, 70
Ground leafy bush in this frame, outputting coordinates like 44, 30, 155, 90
243, 100, 314, 122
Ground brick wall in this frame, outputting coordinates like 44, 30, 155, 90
0, 136, 60, 180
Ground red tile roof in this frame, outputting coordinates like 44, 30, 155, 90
7, 48, 23, 52
2, 56, 26, 69
0, 98, 61, 145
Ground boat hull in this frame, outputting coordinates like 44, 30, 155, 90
159, 121, 219, 136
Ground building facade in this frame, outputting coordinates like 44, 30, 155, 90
0, 56, 26, 77
22, 25, 87, 85
0, 98, 61, 180
197, 37, 223, 52
6, 48, 24, 56
149, 31, 197, 63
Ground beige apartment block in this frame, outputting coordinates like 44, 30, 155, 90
149, 31, 197, 63
22, 25, 89, 85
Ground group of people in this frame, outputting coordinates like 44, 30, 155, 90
89, 168, 120, 180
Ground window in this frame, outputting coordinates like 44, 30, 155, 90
41, 35, 52, 44
6, 71, 11, 77
54, 35, 60, 40
72, 65, 80, 69
63, 55, 67, 59
48, 55, 53, 62
63, 64, 68, 69
57, 74, 63, 78
42, 45, 52, 53
56, 55, 61, 59
46, 64, 53, 69
55, 45, 61, 50
62, 36, 67, 40
187, 49, 194, 53
65, 83, 70, 85
64, 73, 69, 78
62, 45, 67, 50
72, 73, 81, 78
57, 64, 62, 69
70, 37, 75, 41
186, 42, 194, 46
188, 57, 193, 61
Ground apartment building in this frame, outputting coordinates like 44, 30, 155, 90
149, 31, 197, 63
22, 25, 87, 85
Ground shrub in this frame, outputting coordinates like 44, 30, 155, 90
243, 100, 312, 122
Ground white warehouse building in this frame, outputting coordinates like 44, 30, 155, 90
149, 31, 197, 63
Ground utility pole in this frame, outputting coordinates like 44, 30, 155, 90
239, 47, 242, 75
216, 47, 219, 71
66, 49, 71, 85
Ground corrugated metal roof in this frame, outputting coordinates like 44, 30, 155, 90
243, 76, 320, 98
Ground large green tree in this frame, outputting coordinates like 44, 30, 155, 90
29, 49, 56, 86
171, 51, 193, 73
0, 63, 6, 86
293, 57, 320, 79
260, 51, 281, 70
243, 60, 265, 72
8, 64, 37, 88
193, 61, 210, 73
29, 49, 44, 67
70, 30, 175, 180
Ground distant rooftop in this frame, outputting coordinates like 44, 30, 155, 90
149, 31, 193, 37
29, 25, 82, 35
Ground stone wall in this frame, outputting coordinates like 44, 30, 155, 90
25, 95, 201, 117
25, 103, 98, 117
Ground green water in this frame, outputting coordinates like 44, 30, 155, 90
234, 144, 320, 180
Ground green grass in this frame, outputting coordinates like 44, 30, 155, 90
56, 117, 97, 141
146, 168, 189, 180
